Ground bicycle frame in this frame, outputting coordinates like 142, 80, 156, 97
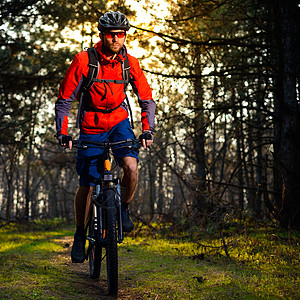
75, 139, 140, 244
72, 138, 141, 295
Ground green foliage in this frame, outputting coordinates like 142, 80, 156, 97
130, 0, 278, 227
0, 218, 70, 232
0, 0, 101, 145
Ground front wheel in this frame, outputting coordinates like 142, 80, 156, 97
104, 188, 118, 295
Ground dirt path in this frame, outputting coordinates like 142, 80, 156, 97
56, 236, 142, 300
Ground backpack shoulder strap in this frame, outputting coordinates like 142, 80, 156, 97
117, 56, 131, 88
83, 47, 99, 91
76, 47, 99, 128
123, 56, 131, 87
120, 56, 135, 129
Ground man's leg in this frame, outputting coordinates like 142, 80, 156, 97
71, 185, 93, 263
121, 156, 138, 203
74, 185, 94, 226
120, 156, 138, 232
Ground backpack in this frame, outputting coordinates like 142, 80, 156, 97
75, 47, 134, 129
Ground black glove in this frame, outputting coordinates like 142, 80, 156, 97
139, 131, 154, 141
57, 134, 72, 146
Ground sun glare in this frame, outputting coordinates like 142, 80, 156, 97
52, 0, 171, 57
125, 0, 170, 26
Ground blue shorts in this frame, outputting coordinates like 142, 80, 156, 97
76, 118, 139, 187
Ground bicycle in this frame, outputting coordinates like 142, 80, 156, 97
73, 138, 141, 295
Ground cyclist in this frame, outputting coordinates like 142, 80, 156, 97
54, 11, 156, 263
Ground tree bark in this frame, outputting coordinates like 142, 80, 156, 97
192, 61, 207, 220
272, 0, 300, 228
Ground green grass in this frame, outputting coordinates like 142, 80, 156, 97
0, 219, 299, 299
0, 221, 76, 299
118, 221, 300, 299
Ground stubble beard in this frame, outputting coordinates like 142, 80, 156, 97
110, 43, 122, 54
102, 43, 122, 58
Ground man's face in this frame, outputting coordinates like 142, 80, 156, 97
101, 30, 126, 54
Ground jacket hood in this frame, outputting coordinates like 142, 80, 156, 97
94, 41, 127, 63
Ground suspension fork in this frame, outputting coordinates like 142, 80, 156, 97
95, 185, 103, 242
116, 178, 123, 243
85, 185, 103, 258
103, 156, 123, 243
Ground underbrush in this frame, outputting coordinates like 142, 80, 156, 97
0, 218, 72, 233
124, 217, 300, 298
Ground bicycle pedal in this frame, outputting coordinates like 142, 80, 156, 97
87, 236, 95, 242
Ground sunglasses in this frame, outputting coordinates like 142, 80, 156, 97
104, 31, 126, 39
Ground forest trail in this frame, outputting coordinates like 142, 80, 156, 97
51, 235, 143, 299
1, 223, 299, 299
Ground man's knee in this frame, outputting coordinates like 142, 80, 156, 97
122, 157, 138, 177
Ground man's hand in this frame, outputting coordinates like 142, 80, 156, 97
139, 131, 154, 149
57, 134, 73, 149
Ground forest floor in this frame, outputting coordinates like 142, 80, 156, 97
0, 219, 299, 299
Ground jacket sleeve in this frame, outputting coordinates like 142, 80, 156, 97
129, 56, 156, 132
55, 53, 86, 136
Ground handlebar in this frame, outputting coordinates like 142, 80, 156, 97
73, 138, 142, 150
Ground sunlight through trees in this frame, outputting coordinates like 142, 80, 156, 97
0, 0, 299, 229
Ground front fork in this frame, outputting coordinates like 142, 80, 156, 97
86, 185, 102, 256
92, 178, 123, 244
115, 178, 123, 243
95, 185, 103, 242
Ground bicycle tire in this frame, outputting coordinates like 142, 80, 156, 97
104, 188, 118, 295
88, 203, 102, 279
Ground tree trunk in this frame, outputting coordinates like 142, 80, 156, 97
25, 136, 33, 219
237, 136, 244, 212
193, 67, 207, 220
255, 91, 264, 219
148, 153, 156, 220
272, 0, 300, 229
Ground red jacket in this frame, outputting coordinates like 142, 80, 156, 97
55, 41, 156, 135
